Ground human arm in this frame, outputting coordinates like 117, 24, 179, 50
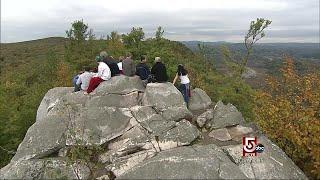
76, 75, 82, 85
173, 73, 178, 85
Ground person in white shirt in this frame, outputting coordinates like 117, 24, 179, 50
173, 64, 191, 106
86, 56, 111, 94
76, 66, 94, 91
117, 56, 124, 74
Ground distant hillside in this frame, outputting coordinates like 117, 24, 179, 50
182, 41, 320, 68
181, 41, 320, 88
0, 37, 255, 169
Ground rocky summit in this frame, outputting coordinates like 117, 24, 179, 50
0, 75, 307, 179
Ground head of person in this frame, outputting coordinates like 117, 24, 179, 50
83, 66, 91, 72
140, 55, 147, 63
126, 52, 132, 59
177, 64, 187, 76
95, 55, 102, 63
119, 56, 125, 62
91, 67, 98, 73
154, 57, 161, 63
100, 51, 108, 59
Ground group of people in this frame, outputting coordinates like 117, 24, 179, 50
73, 51, 191, 105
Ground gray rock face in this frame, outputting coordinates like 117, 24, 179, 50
66, 106, 134, 146
142, 83, 192, 121
94, 75, 145, 95
206, 101, 244, 129
156, 120, 200, 151
99, 125, 154, 164
36, 87, 73, 122
189, 88, 212, 111
228, 125, 254, 141
142, 83, 185, 109
208, 128, 232, 141
0, 158, 90, 179
1, 81, 307, 179
118, 144, 248, 179
12, 115, 68, 162
196, 109, 214, 128
86, 92, 141, 108
222, 136, 307, 179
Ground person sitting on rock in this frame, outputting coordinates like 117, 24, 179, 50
117, 56, 125, 74
85, 56, 111, 94
100, 51, 120, 77
173, 64, 191, 106
151, 57, 168, 83
76, 66, 94, 92
136, 55, 151, 84
72, 70, 83, 92
122, 52, 136, 76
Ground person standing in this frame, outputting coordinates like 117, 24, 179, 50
173, 64, 191, 105
151, 57, 168, 83
122, 52, 136, 76
86, 56, 111, 94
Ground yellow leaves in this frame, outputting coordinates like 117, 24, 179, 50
254, 56, 320, 179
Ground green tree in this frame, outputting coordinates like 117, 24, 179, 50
220, 18, 271, 78
155, 26, 164, 40
241, 18, 271, 74
65, 19, 96, 71
122, 27, 145, 58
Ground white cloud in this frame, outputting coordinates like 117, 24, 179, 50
1, 0, 319, 43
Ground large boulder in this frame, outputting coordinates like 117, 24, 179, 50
196, 109, 214, 128
11, 114, 68, 162
188, 88, 212, 111
99, 125, 154, 163
0, 158, 90, 179
118, 144, 248, 179
66, 106, 135, 145
36, 87, 73, 122
1, 81, 308, 180
206, 101, 244, 129
94, 75, 145, 95
222, 136, 307, 179
86, 91, 141, 108
142, 83, 192, 121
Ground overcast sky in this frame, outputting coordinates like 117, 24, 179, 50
1, 0, 319, 43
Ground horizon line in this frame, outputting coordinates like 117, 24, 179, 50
1, 36, 319, 44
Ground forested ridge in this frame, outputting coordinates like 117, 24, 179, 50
0, 20, 319, 178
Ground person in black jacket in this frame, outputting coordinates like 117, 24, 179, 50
100, 51, 120, 77
136, 55, 150, 80
151, 57, 168, 83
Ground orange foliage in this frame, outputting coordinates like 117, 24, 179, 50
254, 56, 320, 179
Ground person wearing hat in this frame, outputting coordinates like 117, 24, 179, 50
173, 64, 191, 106
151, 57, 168, 83
85, 56, 111, 94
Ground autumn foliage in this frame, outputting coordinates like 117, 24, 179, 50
254, 56, 320, 179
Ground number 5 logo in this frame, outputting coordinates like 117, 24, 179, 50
243, 137, 257, 156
